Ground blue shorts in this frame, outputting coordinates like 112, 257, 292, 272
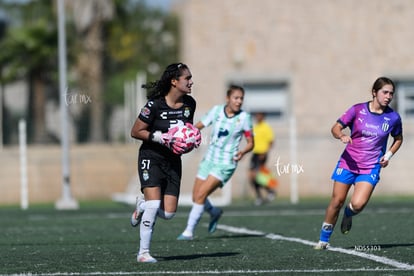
331, 164, 380, 187
197, 159, 237, 186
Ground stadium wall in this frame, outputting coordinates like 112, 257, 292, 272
175, 0, 414, 201
0, 140, 412, 206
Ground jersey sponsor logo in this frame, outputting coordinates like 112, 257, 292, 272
169, 110, 183, 115
365, 123, 379, 130
160, 111, 167, 119
218, 128, 229, 138
361, 129, 378, 139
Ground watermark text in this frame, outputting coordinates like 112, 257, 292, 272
354, 245, 381, 251
274, 156, 304, 176
65, 91, 92, 106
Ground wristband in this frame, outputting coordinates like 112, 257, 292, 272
383, 151, 393, 161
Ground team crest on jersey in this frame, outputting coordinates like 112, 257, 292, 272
218, 128, 229, 138
382, 118, 390, 132
184, 107, 191, 118
142, 170, 149, 181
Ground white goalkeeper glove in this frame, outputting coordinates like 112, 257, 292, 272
151, 126, 186, 155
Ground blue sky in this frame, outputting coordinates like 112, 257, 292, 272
144, 0, 172, 11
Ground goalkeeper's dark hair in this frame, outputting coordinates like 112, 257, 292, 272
142, 63, 189, 100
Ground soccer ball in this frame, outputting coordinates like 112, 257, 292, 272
172, 124, 197, 154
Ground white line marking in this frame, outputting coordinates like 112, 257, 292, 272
217, 224, 414, 270
9, 211, 414, 276
0, 268, 412, 276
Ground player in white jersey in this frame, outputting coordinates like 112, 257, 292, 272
177, 84, 254, 240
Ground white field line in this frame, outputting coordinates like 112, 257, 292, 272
12, 208, 412, 275
0, 268, 413, 276
2, 223, 413, 276
217, 224, 414, 270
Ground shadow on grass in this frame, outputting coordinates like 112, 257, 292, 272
159, 252, 239, 261
208, 234, 266, 239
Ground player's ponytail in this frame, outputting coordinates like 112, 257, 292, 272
143, 63, 189, 100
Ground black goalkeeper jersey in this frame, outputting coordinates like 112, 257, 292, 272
138, 95, 196, 156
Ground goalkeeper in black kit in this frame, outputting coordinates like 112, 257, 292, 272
129, 63, 201, 263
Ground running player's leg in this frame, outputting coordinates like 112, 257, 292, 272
204, 198, 223, 230
316, 166, 355, 249
157, 194, 177, 220
316, 180, 351, 249
204, 198, 218, 215
349, 181, 375, 211
131, 195, 145, 227
157, 154, 181, 220
136, 152, 166, 262
138, 186, 161, 263
204, 198, 223, 233
178, 176, 221, 239
341, 180, 375, 234
203, 163, 235, 233
325, 181, 351, 224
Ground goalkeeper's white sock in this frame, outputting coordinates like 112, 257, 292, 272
137, 200, 145, 212
157, 209, 175, 220
183, 203, 204, 237
139, 200, 160, 255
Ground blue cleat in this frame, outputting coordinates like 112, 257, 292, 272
177, 233, 193, 240
208, 209, 223, 233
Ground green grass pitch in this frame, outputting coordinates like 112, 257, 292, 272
1, 197, 413, 275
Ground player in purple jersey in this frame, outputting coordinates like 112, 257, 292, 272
129, 63, 201, 262
315, 77, 403, 250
